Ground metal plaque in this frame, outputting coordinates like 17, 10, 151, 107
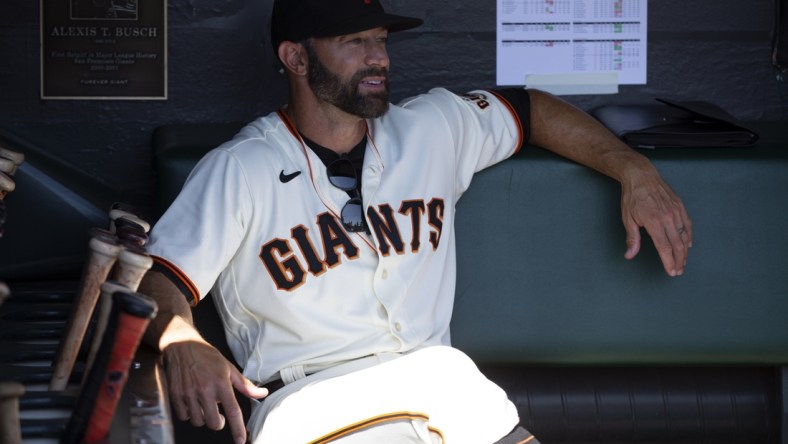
41, 0, 167, 100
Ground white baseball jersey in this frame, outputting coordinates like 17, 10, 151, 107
147, 87, 526, 386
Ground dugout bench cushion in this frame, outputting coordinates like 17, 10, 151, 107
152, 121, 788, 366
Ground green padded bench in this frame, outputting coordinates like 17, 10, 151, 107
152, 121, 788, 444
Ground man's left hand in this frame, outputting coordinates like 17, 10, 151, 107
620, 168, 692, 276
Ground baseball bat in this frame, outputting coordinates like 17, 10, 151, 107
108, 209, 150, 234
0, 382, 25, 444
109, 201, 141, 218
81, 280, 128, 388
0, 146, 23, 200
61, 290, 157, 444
115, 218, 149, 248
0, 158, 17, 175
0, 171, 15, 199
0, 146, 25, 167
50, 230, 122, 392
112, 244, 153, 291
114, 215, 147, 232
0, 281, 9, 306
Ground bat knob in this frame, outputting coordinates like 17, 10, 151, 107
114, 216, 147, 233
109, 201, 139, 213
116, 225, 149, 247
0, 158, 18, 176
0, 281, 9, 306
88, 227, 119, 244
0, 146, 25, 166
88, 232, 122, 258
0, 172, 15, 194
112, 290, 159, 319
109, 209, 150, 233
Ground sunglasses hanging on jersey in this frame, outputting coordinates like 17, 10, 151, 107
326, 156, 369, 233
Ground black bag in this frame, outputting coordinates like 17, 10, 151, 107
590, 98, 759, 149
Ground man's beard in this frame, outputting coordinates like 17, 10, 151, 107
305, 43, 390, 119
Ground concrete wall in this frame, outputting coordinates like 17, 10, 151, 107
1, 0, 786, 207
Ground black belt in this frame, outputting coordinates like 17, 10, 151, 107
262, 369, 319, 396
262, 378, 286, 396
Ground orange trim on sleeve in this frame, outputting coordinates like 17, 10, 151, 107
489, 90, 526, 154
308, 412, 440, 443
151, 255, 201, 306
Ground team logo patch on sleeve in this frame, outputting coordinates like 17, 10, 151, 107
460, 92, 491, 111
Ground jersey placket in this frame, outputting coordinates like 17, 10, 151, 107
360, 147, 416, 348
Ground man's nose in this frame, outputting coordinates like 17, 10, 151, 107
365, 42, 389, 68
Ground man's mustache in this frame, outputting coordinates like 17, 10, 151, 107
352, 68, 390, 85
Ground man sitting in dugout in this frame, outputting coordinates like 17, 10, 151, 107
139, 0, 693, 443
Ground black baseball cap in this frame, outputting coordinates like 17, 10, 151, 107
271, 0, 423, 53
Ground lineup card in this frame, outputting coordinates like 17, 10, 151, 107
496, 0, 647, 86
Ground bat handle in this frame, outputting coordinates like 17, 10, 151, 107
61, 290, 158, 444
81, 280, 129, 389
50, 232, 122, 392
113, 245, 153, 291
0, 382, 24, 444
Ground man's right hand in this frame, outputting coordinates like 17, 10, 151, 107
138, 271, 269, 444
162, 331, 269, 444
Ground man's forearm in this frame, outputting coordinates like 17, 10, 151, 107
525, 89, 692, 277
138, 270, 206, 352
527, 88, 657, 183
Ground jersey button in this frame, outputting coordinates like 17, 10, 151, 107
394, 322, 402, 332
381, 269, 389, 280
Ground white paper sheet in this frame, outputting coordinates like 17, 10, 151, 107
496, 0, 648, 92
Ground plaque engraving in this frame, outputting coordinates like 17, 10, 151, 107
41, 0, 167, 100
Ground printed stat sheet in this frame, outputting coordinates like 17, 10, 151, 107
496, 0, 648, 87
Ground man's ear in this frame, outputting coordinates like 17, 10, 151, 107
278, 41, 308, 76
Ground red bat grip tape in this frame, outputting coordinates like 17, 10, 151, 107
61, 290, 157, 444
83, 311, 150, 443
